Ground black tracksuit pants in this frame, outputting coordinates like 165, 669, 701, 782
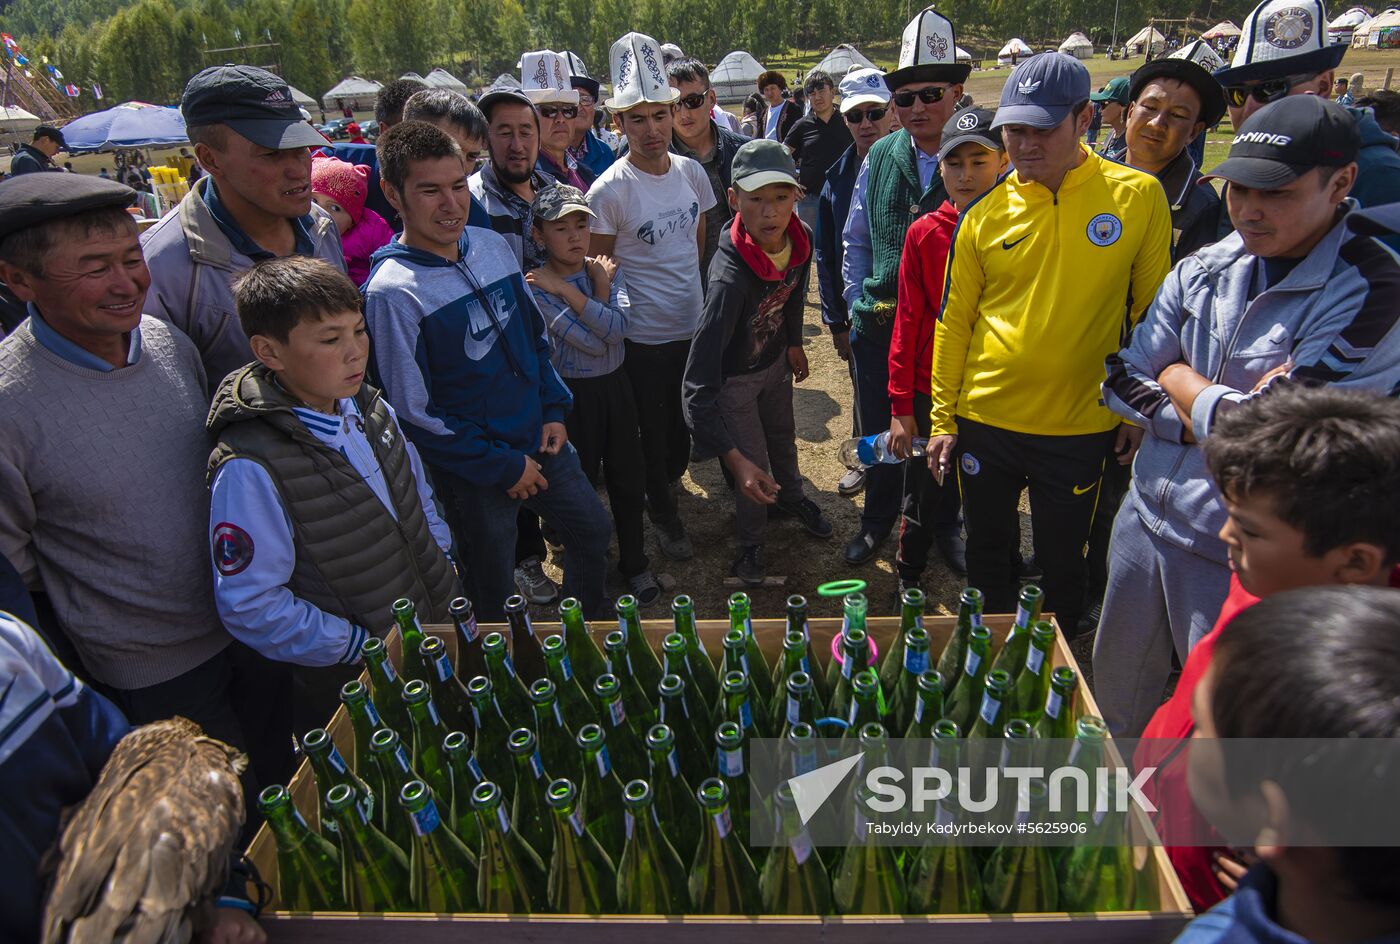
896, 390, 963, 581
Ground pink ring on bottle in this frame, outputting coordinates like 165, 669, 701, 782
830, 632, 879, 669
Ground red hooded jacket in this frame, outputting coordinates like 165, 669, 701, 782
889, 200, 960, 417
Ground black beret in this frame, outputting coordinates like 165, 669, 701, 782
0, 173, 135, 243
1130, 59, 1229, 131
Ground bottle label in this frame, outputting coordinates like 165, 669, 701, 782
667, 748, 679, 778
470, 705, 481, 728
394, 744, 411, 774
913, 696, 925, 724
559, 652, 574, 680
427, 700, 441, 727
738, 700, 752, 730
963, 649, 981, 677
364, 699, 381, 728
459, 614, 479, 643
978, 692, 1001, 726
409, 800, 442, 836
569, 808, 586, 836
529, 751, 545, 780
552, 702, 563, 727
497, 805, 512, 833
1014, 603, 1033, 629
292, 807, 311, 830
327, 745, 348, 774
382, 659, 398, 683
435, 653, 453, 682
842, 651, 854, 679
713, 808, 732, 838
597, 746, 612, 777
905, 646, 929, 675
353, 799, 371, 825
787, 695, 801, 726
1025, 644, 1045, 676
744, 617, 754, 639
624, 810, 635, 840
608, 697, 626, 727
719, 747, 745, 777
468, 755, 483, 781
1044, 689, 1064, 721
791, 828, 814, 865
935, 800, 955, 828
738, 652, 750, 675
504, 653, 518, 678
971, 611, 984, 629
617, 616, 630, 642
799, 654, 810, 674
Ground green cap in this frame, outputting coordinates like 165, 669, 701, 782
1090, 75, 1131, 105
730, 139, 800, 192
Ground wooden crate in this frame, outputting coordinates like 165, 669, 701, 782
247, 614, 1193, 942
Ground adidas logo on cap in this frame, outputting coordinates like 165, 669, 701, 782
264, 88, 290, 104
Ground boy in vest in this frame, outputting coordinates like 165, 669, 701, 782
207, 255, 460, 724
887, 108, 1006, 595
682, 140, 832, 585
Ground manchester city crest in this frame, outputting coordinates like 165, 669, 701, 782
1087, 213, 1123, 247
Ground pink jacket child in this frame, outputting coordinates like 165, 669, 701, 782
310, 155, 394, 286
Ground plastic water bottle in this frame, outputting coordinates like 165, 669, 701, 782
837, 432, 930, 469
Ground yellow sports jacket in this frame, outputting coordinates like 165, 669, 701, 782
930, 145, 1172, 437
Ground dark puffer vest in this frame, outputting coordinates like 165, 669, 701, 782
207, 364, 459, 633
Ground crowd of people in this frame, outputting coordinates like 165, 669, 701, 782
2, 0, 1400, 937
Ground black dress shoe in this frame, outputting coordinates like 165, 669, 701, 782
844, 530, 883, 565
935, 528, 968, 576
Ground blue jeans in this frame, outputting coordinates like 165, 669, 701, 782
431, 443, 612, 622
849, 326, 901, 537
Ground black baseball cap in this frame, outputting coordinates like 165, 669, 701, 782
1205, 95, 1359, 189
0, 173, 134, 243
1130, 59, 1228, 130
181, 64, 327, 150
33, 125, 66, 147
938, 107, 1002, 161
478, 84, 534, 120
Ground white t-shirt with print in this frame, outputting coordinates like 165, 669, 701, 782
586, 154, 718, 344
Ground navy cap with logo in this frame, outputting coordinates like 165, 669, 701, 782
181, 64, 328, 150
1205, 95, 1359, 189
938, 107, 1002, 161
990, 52, 1091, 130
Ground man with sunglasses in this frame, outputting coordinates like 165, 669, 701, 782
816, 68, 894, 499
667, 57, 749, 282
783, 71, 852, 234
565, 64, 617, 182
839, 7, 968, 569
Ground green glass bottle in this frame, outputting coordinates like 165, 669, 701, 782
936, 587, 985, 691
990, 584, 1045, 679
465, 675, 516, 797
301, 727, 373, 841
403, 679, 454, 806
713, 721, 753, 854
482, 631, 536, 733
419, 634, 475, 738
471, 780, 549, 913
604, 629, 657, 726
1009, 620, 1057, 724
615, 593, 666, 698
839, 724, 892, 869
1033, 667, 1079, 741
657, 673, 712, 791
717, 628, 770, 729
905, 791, 985, 914
982, 778, 1059, 912
442, 731, 483, 853
903, 670, 946, 740
366, 728, 420, 854
592, 673, 649, 783
644, 723, 702, 864
778, 670, 819, 740
886, 624, 932, 736
727, 592, 772, 704
671, 594, 721, 712
689, 777, 761, 915
769, 630, 813, 733
717, 668, 770, 740
878, 587, 926, 697
362, 636, 412, 739
560, 596, 610, 691
392, 597, 430, 686
575, 723, 628, 861
759, 782, 833, 915
507, 726, 554, 860
541, 632, 600, 734
968, 669, 1015, 740
825, 593, 869, 697
450, 596, 488, 687
828, 624, 873, 725
529, 677, 582, 785
325, 782, 410, 912
842, 668, 885, 742
617, 779, 691, 914
785, 721, 841, 870
504, 594, 550, 685
545, 778, 618, 914
785, 594, 831, 707
257, 784, 345, 911
340, 680, 384, 776
400, 779, 479, 912
832, 781, 907, 914
660, 632, 706, 721
942, 624, 993, 732
1057, 717, 1136, 912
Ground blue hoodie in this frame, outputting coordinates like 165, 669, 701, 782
1349, 106, 1400, 253
362, 227, 573, 491
1175, 864, 1400, 944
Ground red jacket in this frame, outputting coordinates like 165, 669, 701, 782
888, 201, 959, 417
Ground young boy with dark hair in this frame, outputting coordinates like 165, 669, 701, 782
1180, 584, 1400, 943
525, 183, 661, 604
887, 107, 1006, 593
1136, 383, 1400, 911
364, 120, 612, 622
208, 254, 460, 724
682, 139, 832, 585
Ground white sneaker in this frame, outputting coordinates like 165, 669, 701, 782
513, 556, 559, 605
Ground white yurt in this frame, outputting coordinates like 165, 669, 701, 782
711, 50, 766, 103
424, 68, 470, 93
809, 44, 877, 78
1356, 7, 1400, 45
1329, 6, 1372, 43
956, 46, 973, 62
321, 76, 384, 111
286, 85, 318, 109
399, 72, 426, 82
1058, 32, 1094, 58
1201, 20, 1242, 39
997, 38, 1034, 65
1126, 26, 1167, 55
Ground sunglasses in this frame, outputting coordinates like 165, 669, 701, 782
806, 81, 832, 93
1222, 75, 1313, 108
892, 86, 948, 107
675, 92, 711, 111
538, 104, 579, 120
844, 107, 888, 124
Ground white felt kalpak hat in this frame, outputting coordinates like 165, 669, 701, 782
887, 6, 972, 89
1214, 0, 1346, 85
520, 50, 580, 105
604, 32, 680, 112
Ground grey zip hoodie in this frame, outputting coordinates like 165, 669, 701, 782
1103, 201, 1400, 561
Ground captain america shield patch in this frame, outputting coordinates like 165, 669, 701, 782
213, 522, 254, 576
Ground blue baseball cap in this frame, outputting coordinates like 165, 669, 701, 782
990, 52, 1091, 130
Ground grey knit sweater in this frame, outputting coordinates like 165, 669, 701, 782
0, 316, 230, 688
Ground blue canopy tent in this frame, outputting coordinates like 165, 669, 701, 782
61, 101, 188, 152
